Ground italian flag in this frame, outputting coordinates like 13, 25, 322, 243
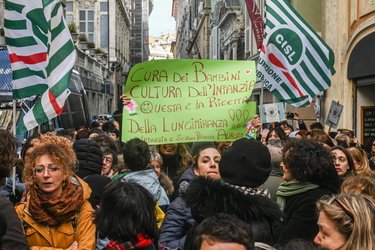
4, 0, 76, 135
257, 0, 335, 107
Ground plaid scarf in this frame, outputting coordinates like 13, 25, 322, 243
104, 234, 154, 250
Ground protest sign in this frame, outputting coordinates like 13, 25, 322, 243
325, 100, 343, 130
259, 102, 286, 123
122, 59, 257, 144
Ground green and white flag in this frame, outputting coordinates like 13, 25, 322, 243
4, 0, 76, 135
256, 0, 335, 107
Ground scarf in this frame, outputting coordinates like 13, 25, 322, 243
227, 183, 271, 198
276, 181, 319, 212
29, 181, 84, 226
104, 234, 154, 250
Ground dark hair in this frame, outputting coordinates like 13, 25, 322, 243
106, 127, 120, 139
282, 139, 335, 181
102, 121, 116, 132
88, 128, 104, 138
331, 146, 356, 175
95, 181, 159, 242
123, 139, 151, 171
65, 128, 77, 138
101, 146, 118, 166
266, 127, 287, 143
0, 130, 19, 181
310, 122, 324, 130
191, 144, 218, 168
364, 137, 375, 153
279, 239, 322, 250
90, 121, 100, 129
93, 134, 120, 154
20, 134, 40, 162
75, 129, 90, 140
192, 213, 254, 250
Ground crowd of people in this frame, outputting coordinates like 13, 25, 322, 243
0, 109, 375, 250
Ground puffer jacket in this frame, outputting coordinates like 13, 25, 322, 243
15, 175, 96, 250
73, 139, 112, 209
120, 168, 170, 210
159, 166, 196, 248
184, 177, 284, 249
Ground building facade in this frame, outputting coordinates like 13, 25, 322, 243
173, 0, 375, 134
130, 0, 153, 67
65, 0, 131, 117
323, 0, 375, 144
149, 33, 175, 60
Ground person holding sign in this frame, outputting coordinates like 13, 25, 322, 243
156, 143, 192, 185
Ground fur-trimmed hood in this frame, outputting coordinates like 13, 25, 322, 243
185, 176, 283, 224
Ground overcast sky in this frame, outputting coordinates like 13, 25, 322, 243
149, 0, 176, 36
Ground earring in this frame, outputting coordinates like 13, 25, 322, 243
33, 182, 39, 189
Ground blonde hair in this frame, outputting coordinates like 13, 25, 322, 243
346, 147, 372, 175
23, 134, 77, 188
317, 194, 375, 250
341, 174, 375, 200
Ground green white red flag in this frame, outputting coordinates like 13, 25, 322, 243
256, 0, 335, 107
4, 0, 76, 135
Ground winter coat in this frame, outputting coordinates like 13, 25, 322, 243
274, 186, 336, 245
74, 139, 112, 209
159, 166, 196, 248
176, 165, 196, 197
15, 176, 96, 250
0, 196, 28, 250
159, 196, 195, 249
262, 168, 284, 201
159, 172, 174, 199
120, 169, 170, 210
184, 177, 283, 249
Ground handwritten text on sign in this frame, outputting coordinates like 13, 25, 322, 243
122, 59, 256, 144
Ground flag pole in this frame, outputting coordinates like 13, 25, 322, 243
260, 80, 264, 131
12, 100, 16, 196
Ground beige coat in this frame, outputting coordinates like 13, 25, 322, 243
15, 176, 96, 250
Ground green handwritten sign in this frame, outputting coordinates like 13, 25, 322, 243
122, 59, 256, 144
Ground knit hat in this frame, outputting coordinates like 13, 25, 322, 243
219, 138, 272, 187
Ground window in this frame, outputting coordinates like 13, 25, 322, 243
100, 15, 108, 48
66, 2, 73, 12
79, 10, 95, 42
66, 14, 73, 25
100, 2, 108, 12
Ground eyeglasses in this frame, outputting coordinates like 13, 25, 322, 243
327, 195, 353, 219
332, 156, 347, 163
103, 156, 113, 164
34, 166, 61, 176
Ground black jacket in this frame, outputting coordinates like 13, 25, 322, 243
184, 177, 283, 248
73, 139, 112, 209
0, 197, 29, 250
274, 186, 335, 246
